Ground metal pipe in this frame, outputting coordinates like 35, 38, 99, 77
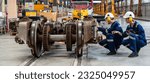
49, 35, 66, 41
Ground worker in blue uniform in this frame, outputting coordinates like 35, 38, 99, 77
98, 13, 123, 55
122, 11, 147, 57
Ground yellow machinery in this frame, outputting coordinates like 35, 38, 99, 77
34, 4, 44, 13
72, 1, 91, 19
25, 10, 37, 17
72, 9, 88, 19
23, 0, 56, 21
24, 0, 44, 17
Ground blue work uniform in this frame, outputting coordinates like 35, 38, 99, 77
98, 21, 123, 52
122, 21, 147, 53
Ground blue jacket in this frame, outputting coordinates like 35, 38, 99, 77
98, 21, 123, 37
98, 21, 123, 45
123, 21, 147, 43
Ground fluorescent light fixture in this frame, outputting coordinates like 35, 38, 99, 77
93, 1, 101, 3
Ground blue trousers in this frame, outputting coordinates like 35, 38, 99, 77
99, 34, 122, 52
122, 34, 147, 53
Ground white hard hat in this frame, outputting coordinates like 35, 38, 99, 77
104, 13, 114, 19
123, 11, 135, 18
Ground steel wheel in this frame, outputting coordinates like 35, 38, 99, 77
43, 23, 51, 51
66, 24, 73, 51
76, 22, 83, 58
30, 21, 43, 58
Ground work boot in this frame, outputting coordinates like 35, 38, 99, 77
128, 52, 138, 57
107, 51, 116, 55
137, 49, 141, 53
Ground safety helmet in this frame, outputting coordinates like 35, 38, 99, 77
104, 13, 114, 24
104, 13, 114, 19
123, 11, 135, 23
123, 11, 135, 18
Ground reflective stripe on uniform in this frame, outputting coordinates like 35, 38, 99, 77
135, 34, 139, 36
135, 23, 139, 28
107, 39, 114, 42
103, 44, 107, 47
123, 36, 130, 40
112, 31, 122, 36
129, 36, 136, 40
125, 44, 130, 47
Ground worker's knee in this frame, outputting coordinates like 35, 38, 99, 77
138, 40, 147, 48
106, 34, 114, 39
122, 40, 129, 46
99, 39, 107, 46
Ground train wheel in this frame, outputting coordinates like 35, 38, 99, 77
30, 21, 43, 58
43, 23, 51, 51
66, 24, 73, 51
76, 22, 83, 58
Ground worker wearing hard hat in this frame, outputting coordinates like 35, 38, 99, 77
122, 11, 147, 57
98, 13, 123, 55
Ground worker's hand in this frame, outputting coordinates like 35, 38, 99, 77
128, 32, 136, 37
126, 30, 132, 35
112, 31, 117, 34
126, 30, 130, 33
97, 27, 103, 31
112, 31, 122, 36
127, 29, 134, 34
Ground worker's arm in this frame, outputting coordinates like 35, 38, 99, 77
111, 24, 123, 36
97, 27, 107, 36
106, 22, 123, 36
123, 26, 131, 37
137, 25, 147, 41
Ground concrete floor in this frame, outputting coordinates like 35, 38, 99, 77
0, 18, 150, 66
0, 35, 76, 66
81, 44, 150, 66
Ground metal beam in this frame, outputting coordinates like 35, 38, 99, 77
117, 1, 120, 14
137, 0, 142, 16
105, 0, 108, 13
101, 0, 105, 15
125, 0, 127, 12
130, 0, 133, 11
111, 0, 115, 15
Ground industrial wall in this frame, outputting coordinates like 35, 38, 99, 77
0, 0, 2, 12
117, 2, 150, 17
7, 0, 17, 18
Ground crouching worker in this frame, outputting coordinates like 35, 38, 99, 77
98, 13, 123, 55
122, 11, 147, 57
